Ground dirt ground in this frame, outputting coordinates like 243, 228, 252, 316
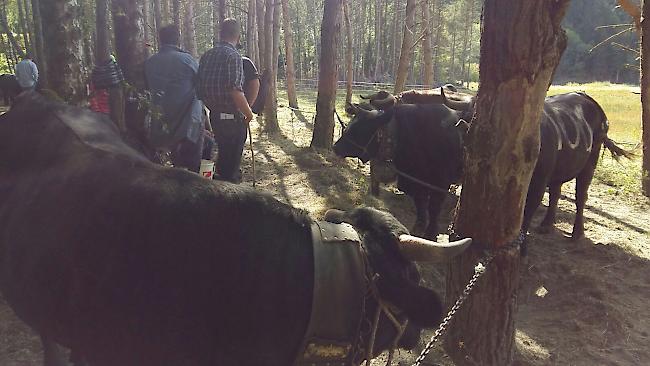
0, 111, 649, 365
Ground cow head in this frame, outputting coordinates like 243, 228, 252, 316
334, 103, 387, 162
324, 207, 471, 360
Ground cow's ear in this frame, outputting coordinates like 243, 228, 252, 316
378, 280, 444, 328
324, 209, 351, 224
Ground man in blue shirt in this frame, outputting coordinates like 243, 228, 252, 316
14, 55, 39, 92
145, 25, 205, 172
198, 18, 254, 183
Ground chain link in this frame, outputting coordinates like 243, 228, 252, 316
412, 232, 524, 366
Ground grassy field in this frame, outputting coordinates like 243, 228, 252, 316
274, 82, 644, 196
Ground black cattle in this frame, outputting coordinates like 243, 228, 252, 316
0, 74, 20, 106
335, 101, 467, 239
0, 93, 470, 366
334, 89, 631, 242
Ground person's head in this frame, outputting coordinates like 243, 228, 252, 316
24, 53, 33, 60
159, 24, 180, 46
220, 18, 241, 44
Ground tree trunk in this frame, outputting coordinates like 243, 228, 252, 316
247, 0, 257, 62
282, 0, 298, 108
112, 0, 148, 150
213, 0, 225, 42
16, 0, 32, 56
311, 0, 341, 150
343, 0, 353, 105
172, 0, 181, 32
29, 0, 46, 86
0, 0, 26, 59
256, 0, 266, 69
432, 0, 442, 83
40, 0, 85, 103
143, 0, 152, 57
421, 0, 433, 87
161, 0, 170, 24
642, 0, 650, 196
263, 0, 280, 133
373, 0, 382, 80
183, 0, 198, 58
96, 0, 125, 132
153, 0, 162, 34
393, 0, 415, 93
444, 2, 570, 365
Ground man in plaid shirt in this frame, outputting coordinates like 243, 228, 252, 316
198, 18, 254, 183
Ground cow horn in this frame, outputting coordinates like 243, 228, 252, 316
360, 92, 380, 100
370, 93, 396, 109
441, 87, 473, 111
397, 235, 472, 262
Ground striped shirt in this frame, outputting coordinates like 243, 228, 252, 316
198, 42, 244, 113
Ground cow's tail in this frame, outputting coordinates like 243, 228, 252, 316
603, 137, 635, 161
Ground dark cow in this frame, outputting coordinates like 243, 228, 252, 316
0, 93, 470, 366
0, 74, 20, 106
334, 89, 631, 242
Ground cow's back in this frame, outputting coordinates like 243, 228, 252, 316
0, 95, 314, 365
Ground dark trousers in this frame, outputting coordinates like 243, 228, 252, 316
171, 132, 205, 173
211, 114, 247, 183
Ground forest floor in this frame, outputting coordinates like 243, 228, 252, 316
1, 84, 649, 365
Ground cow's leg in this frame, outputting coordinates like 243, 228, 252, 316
572, 163, 597, 241
41, 336, 70, 366
411, 192, 430, 237
424, 193, 446, 240
538, 182, 562, 233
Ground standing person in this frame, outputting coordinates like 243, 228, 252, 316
14, 55, 39, 92
145, 25, 205, 173
198, 18, 254, 183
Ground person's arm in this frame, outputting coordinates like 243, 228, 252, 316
231, 89, 254, 124
244, 79, 260, 105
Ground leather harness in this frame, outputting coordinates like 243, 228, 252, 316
294, 221, 366, 366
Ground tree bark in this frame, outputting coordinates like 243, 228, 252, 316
182, 0, 198, 58
40, 0, 85, 103
96, 0, 125, 132
16, 0, 32, 56
393, 0, 415, 93
112, 0, 148, 149
282, 0, 298, 108
373, 0, 382, 80
172, 0, 181, 32
29, 0, 46, 86
213, 0, 225, 42
311, 0, 341, 149
343, 0, 353, 105
263, 0, 280, 133
444, 2, 570, 365
642, 0, 650, 196
617, 0, 641, 32
432, 0, 442, 83
153, 0, 162, 34
161, 0, 170, 24
256, 0, 266, 70
0, 0, 26, 59
247, 0, 257, 63
421, 0, 433, 87
391, 0, 401, 79
143, 0, 152, 57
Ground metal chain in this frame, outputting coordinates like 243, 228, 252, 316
412, 233, 524, 366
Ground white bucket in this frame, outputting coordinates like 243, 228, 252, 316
199, 159, 215, 179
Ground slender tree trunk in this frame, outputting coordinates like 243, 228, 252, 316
29, 0, 46, 85
311, 0, 341, 149
143, 0, 152, 57
373, 0, 382, 80
256, 0, 266, 69
392, 0, 401, 79
172, 0, 181, 32
433, 0, 442, 82
421, 0, 433, 87
344, 0, 353, 105
444, 2, 570, 365
263, 0, 280, 133
16, 0, 31, 56
96, 0, 125, 132
213, 0, 225, 42
642, 0, 650, 196
40, 0, 85, 102
247, 0, 256, 61
183, 0, 198, 57
393, 0, 415, 93
153, 0, 162, 34
112, 0, 148, 151
281, 0, 298, 108
161, 0, 170, 24
0, 0, 26, 59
